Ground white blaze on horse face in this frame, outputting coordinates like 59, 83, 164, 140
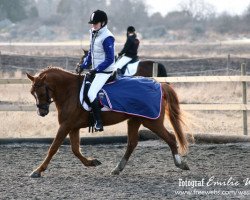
174, 154, 182, 165
34, 92, 39, 105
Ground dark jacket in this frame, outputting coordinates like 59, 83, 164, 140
119, 34, 139, 58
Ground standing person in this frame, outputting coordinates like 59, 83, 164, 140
115, 26, 140, 74
76, 10, 115, 132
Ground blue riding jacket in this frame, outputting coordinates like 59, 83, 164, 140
80, 26, 115, 72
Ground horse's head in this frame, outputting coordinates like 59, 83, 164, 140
26, 72, 54, 117
79, 49, 89, 63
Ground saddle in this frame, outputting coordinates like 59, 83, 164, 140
83, 71, 118, 107
79, 75, 161, 118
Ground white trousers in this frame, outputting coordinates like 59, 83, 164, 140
113, 56, 132, 69
88, 73, 112, 103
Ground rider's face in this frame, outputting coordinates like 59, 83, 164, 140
92, 22, 102, 31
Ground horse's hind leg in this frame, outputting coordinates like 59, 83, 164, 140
142, 119, 189, 170
111, 118, 141, 175
69, 129, 101, 167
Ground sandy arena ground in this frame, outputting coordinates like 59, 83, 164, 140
0, 141, 249, 199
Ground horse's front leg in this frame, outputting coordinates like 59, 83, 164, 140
30, 124, 70, 178
69, 129, 101, 167
111, 118, 141, 175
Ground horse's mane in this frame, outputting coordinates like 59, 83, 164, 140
36, 66, 77, 77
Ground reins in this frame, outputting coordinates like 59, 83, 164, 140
77, 72, 83, 108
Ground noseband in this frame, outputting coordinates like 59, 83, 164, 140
33, 84, 54, 110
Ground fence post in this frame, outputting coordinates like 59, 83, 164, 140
227, 54, 230, 75
0, 51, 2, 68
153, 62, 158, 77
241, 63, 248, 135
65, 57, 69, 70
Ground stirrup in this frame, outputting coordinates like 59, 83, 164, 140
94, 122, 103, 132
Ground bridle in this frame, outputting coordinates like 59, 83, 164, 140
33, 83, 54, 110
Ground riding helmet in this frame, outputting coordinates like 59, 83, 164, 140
88, 10, 108, 26
127, 26, 136, 33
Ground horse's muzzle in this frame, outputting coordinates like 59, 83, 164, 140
36, 104, 49, 117
38, 109, 48, 117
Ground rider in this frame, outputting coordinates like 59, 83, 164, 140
115, 26, 140, 74
76, 10, 115, 132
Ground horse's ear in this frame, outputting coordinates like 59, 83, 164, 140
82, 49, 88, 55
26, 73, 34, 82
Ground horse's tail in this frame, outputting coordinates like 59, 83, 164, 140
157, 63, 167, 77
162, 83, 188, 155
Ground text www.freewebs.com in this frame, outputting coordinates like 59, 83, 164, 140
175, 189, 250, 196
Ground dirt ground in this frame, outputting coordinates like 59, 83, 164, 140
0, 141, 249, 200
1, 54, 250, 78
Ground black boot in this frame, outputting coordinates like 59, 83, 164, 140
117, 67, 126, 76
116, 68, 123, 76
91, 99, 103, 132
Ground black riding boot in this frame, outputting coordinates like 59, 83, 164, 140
91, 99, 103, 132
116, 68, 123, 76
117, 67, 126, 76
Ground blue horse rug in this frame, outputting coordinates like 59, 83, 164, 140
79, 76, 162, 119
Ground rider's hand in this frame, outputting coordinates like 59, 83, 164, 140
75, 63, 83, 74
88, 69, 97, 75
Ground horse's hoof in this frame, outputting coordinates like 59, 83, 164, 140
110, 169, 120, 175
177, 162, 190, 170
29, 171, 41, 178
91, 159, 102, 166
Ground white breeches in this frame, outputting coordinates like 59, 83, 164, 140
113, 56, 132, 69
88, 73, 112, 103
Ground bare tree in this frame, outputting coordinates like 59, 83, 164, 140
107, 0, 148, 33
37, 0, 60, 20
243, 4, 250, 26
178, 0, 215, 20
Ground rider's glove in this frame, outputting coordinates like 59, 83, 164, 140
88, 69, 97, 76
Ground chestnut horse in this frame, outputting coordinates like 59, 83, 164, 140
26, 67, 189, 178
79, 50, 167, 77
